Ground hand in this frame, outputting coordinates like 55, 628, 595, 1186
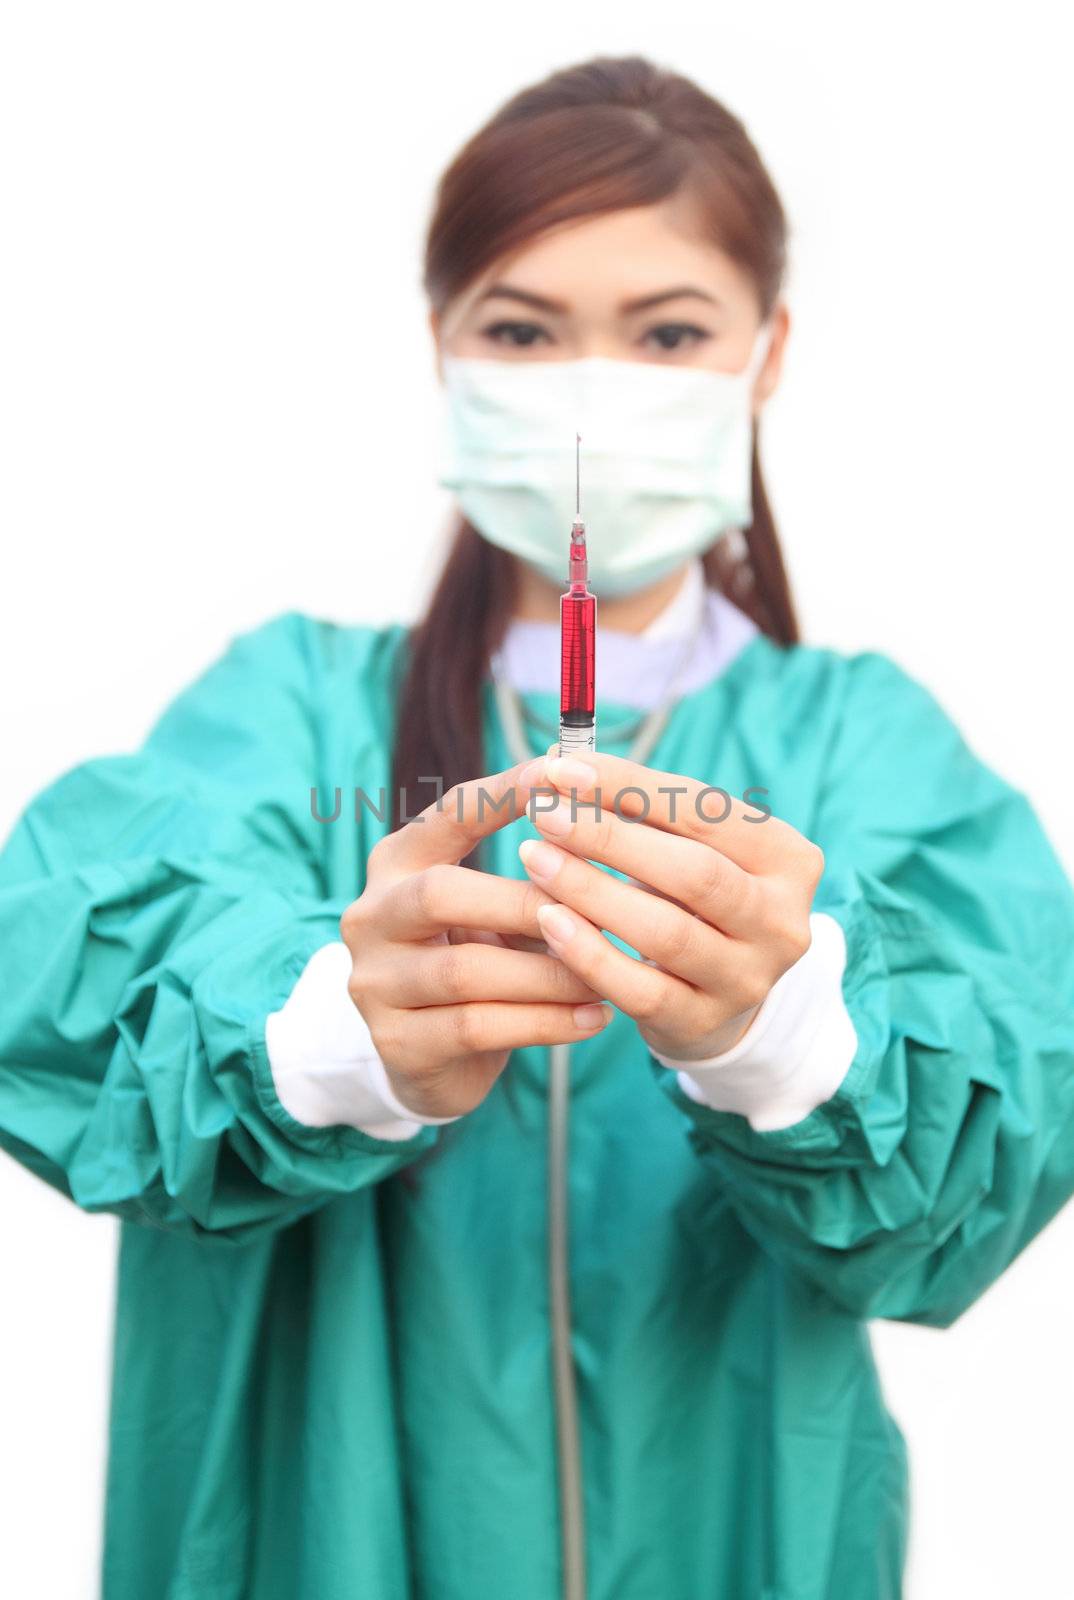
516, 748, 825, 1062
339, 761, 611, 1119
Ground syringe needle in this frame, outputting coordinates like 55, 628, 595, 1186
576, 432, 581, 518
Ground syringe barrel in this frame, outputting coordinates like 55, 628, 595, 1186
560, 590, 595, 718
559, 587, 596, 754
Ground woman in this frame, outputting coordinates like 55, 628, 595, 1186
2, 53, 1074, 1600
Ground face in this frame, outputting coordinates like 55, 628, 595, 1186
431, 193, 789, 415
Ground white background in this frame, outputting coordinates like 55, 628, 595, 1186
2, 3, 1072, 1595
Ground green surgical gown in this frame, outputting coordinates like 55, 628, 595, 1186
2, 612, 1074, 1600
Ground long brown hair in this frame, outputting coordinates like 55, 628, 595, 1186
392, 55, 799, 842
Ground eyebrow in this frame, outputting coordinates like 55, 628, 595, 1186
476, 283, 721, 315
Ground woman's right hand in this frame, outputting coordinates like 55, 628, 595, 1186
339, 761, 612, 1120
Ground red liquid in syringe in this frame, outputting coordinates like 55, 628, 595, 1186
559, 519, 596, 754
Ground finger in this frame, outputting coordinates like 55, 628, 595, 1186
380, 863, 556, 942
534, 901, 712, 1033
399, 998, 614, 1058
532, 793, 761, 937
519, 837, 732, 987
369, 759, 549, 877
375, 942, 601, 1008
532, 748, 796, 872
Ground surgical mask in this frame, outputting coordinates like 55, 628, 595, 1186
435, 322, 773, 595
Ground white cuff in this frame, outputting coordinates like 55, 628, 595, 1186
264, 941, 462, 1141
650, 912, 858, 1132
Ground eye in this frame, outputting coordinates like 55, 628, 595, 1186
480, 320, 554, 349
641, 322, 712, 353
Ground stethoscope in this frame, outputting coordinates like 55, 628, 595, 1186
487, 606, 705, 1600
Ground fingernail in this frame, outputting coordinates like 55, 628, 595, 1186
535, 798, 573, 837
517, 757, 547, 788
546, 756, 597, 795
573, 1002, 611, 1031
537, 903, 576, 944
518, 839, 564, 881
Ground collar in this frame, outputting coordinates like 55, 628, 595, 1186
493, 557, 760, 712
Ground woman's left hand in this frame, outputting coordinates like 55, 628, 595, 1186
517, 748, 826, 1061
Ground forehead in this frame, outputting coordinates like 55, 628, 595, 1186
448, 198, 760, 323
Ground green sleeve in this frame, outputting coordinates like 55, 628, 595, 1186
0, 612, 436, 1242
655, 650, 1074, 1326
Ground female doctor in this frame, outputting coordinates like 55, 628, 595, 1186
3, 53, 1074, 1600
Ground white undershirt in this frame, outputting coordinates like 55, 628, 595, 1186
265, 561, 858, 1138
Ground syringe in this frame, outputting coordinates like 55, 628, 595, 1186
559, 433, 596, 756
